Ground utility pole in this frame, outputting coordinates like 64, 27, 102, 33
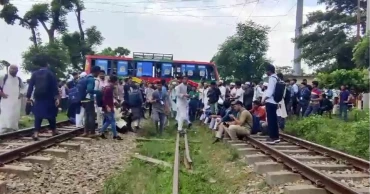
356, 0, 361, 41
367, 0, 370, 33
293, 0, 304, 76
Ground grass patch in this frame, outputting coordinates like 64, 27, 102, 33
285, 109, 369, 159
103, 121, 252, 194
19, 113, 68, 128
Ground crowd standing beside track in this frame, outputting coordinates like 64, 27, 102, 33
0, 58, 363, 147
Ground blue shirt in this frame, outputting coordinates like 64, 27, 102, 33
339, 90, 350, 104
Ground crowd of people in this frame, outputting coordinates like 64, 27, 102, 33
0, 60, 361, 144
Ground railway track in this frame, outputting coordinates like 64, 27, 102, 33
0, 120, 91, 193
225, 133, 370, 194
173, 133, 193, 194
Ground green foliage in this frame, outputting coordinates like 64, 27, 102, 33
294, 0, 367, 71
285, 110, 370, 159
212, 21, 269, 82
316, 69, 369, 91
0, 60, 10, 72
98, 47, 130, 57
62, 26, 104, 72
1, 0, 107, 75
22, 41, 70, 78
0, 0, 9, 5
353, 34, 369, 68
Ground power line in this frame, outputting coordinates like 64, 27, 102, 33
270, 2, 296, 31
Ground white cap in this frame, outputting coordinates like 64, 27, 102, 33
263, 82, 268, 87
245, 82, 250, 85
230, 82, 235, 85
79, 72, 87, 78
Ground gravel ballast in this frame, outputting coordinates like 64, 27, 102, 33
1, 133, 137, 194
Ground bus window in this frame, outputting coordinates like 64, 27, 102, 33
117, 61, 128, 76
206, 65, 216, 80
161, 63, 172, 78
136, 62, 153, 77
95, 59, 108, 74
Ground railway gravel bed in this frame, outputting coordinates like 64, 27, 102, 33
1, 133, 136, 194
0, 121, 137, 194
224, 134, 370, 194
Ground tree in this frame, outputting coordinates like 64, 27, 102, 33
0, 3, 40, 47
0, 60, 10, 72
211, 21, 270, 82
0, 0, 9, 5
316, 69, 369, 92
1, 0, 105, 74
62, 26, 104, 72
22, 41, 70, 78
353, 34, 369, 68
98, 47, 131, 57
294, 0, 367, 71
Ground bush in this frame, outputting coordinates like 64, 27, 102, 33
285, 110, 369, 159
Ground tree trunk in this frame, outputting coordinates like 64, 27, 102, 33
76, 9, 86, 66
40, 21, 55, 43
30, 28, 38, 47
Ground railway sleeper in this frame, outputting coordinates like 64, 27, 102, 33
0, 165, 32, 178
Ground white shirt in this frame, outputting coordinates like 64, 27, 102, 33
219, 85, 226, 99
230, 88, 237, 97
235, 87, 244, 103
61, 85, 67, 98
292, 84, 299, 94
253, 86, 263, 101
263, 74, 278, 104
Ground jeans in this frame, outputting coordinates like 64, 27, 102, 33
189, 100, 198, 122
34, 117, 56, 133
82, 101, 96, 134
61, 98, 68, 112
265, 103, 279, 139
299, 101, 309, 117
304, 103, 320, 117
339, 103, 348, 121
100, 112, 118, 137
210, 103, 218, 114
153, 111, 166, 135
278, 116, 285, 130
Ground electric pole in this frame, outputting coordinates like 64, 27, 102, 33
356, 0, 361, 41
293, 0, 304, 76
367, 0, 370, 33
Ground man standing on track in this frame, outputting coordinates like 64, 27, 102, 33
26, 56, 59, 141
175, 76, 189, 134
0, 65, 24, 133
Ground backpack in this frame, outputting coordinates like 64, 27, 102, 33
247, 113, 261, 135
128, 90, 142, 107
68, 75, 91, 104
33, 70, 53, 99
272, 76, 286, 103
0, 74, 22, 100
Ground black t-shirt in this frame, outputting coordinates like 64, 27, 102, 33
208, 87, 221, 104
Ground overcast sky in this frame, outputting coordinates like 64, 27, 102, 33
0, 0, 324, 79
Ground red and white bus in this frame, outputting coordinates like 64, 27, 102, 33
84, 52, 219, 86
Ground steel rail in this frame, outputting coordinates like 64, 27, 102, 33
280, 133, 370, 172
0, 126, 84, 165
172, 133, 180, 194
0, 120, 70, 140
246, 136, 360, 194
184, 134, 192, 165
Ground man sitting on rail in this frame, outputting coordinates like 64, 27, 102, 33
213, 100, 252, 143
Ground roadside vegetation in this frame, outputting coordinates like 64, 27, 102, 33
285, 109, 369, 159
19, 113, 68, 128
103, 121, 252, 194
